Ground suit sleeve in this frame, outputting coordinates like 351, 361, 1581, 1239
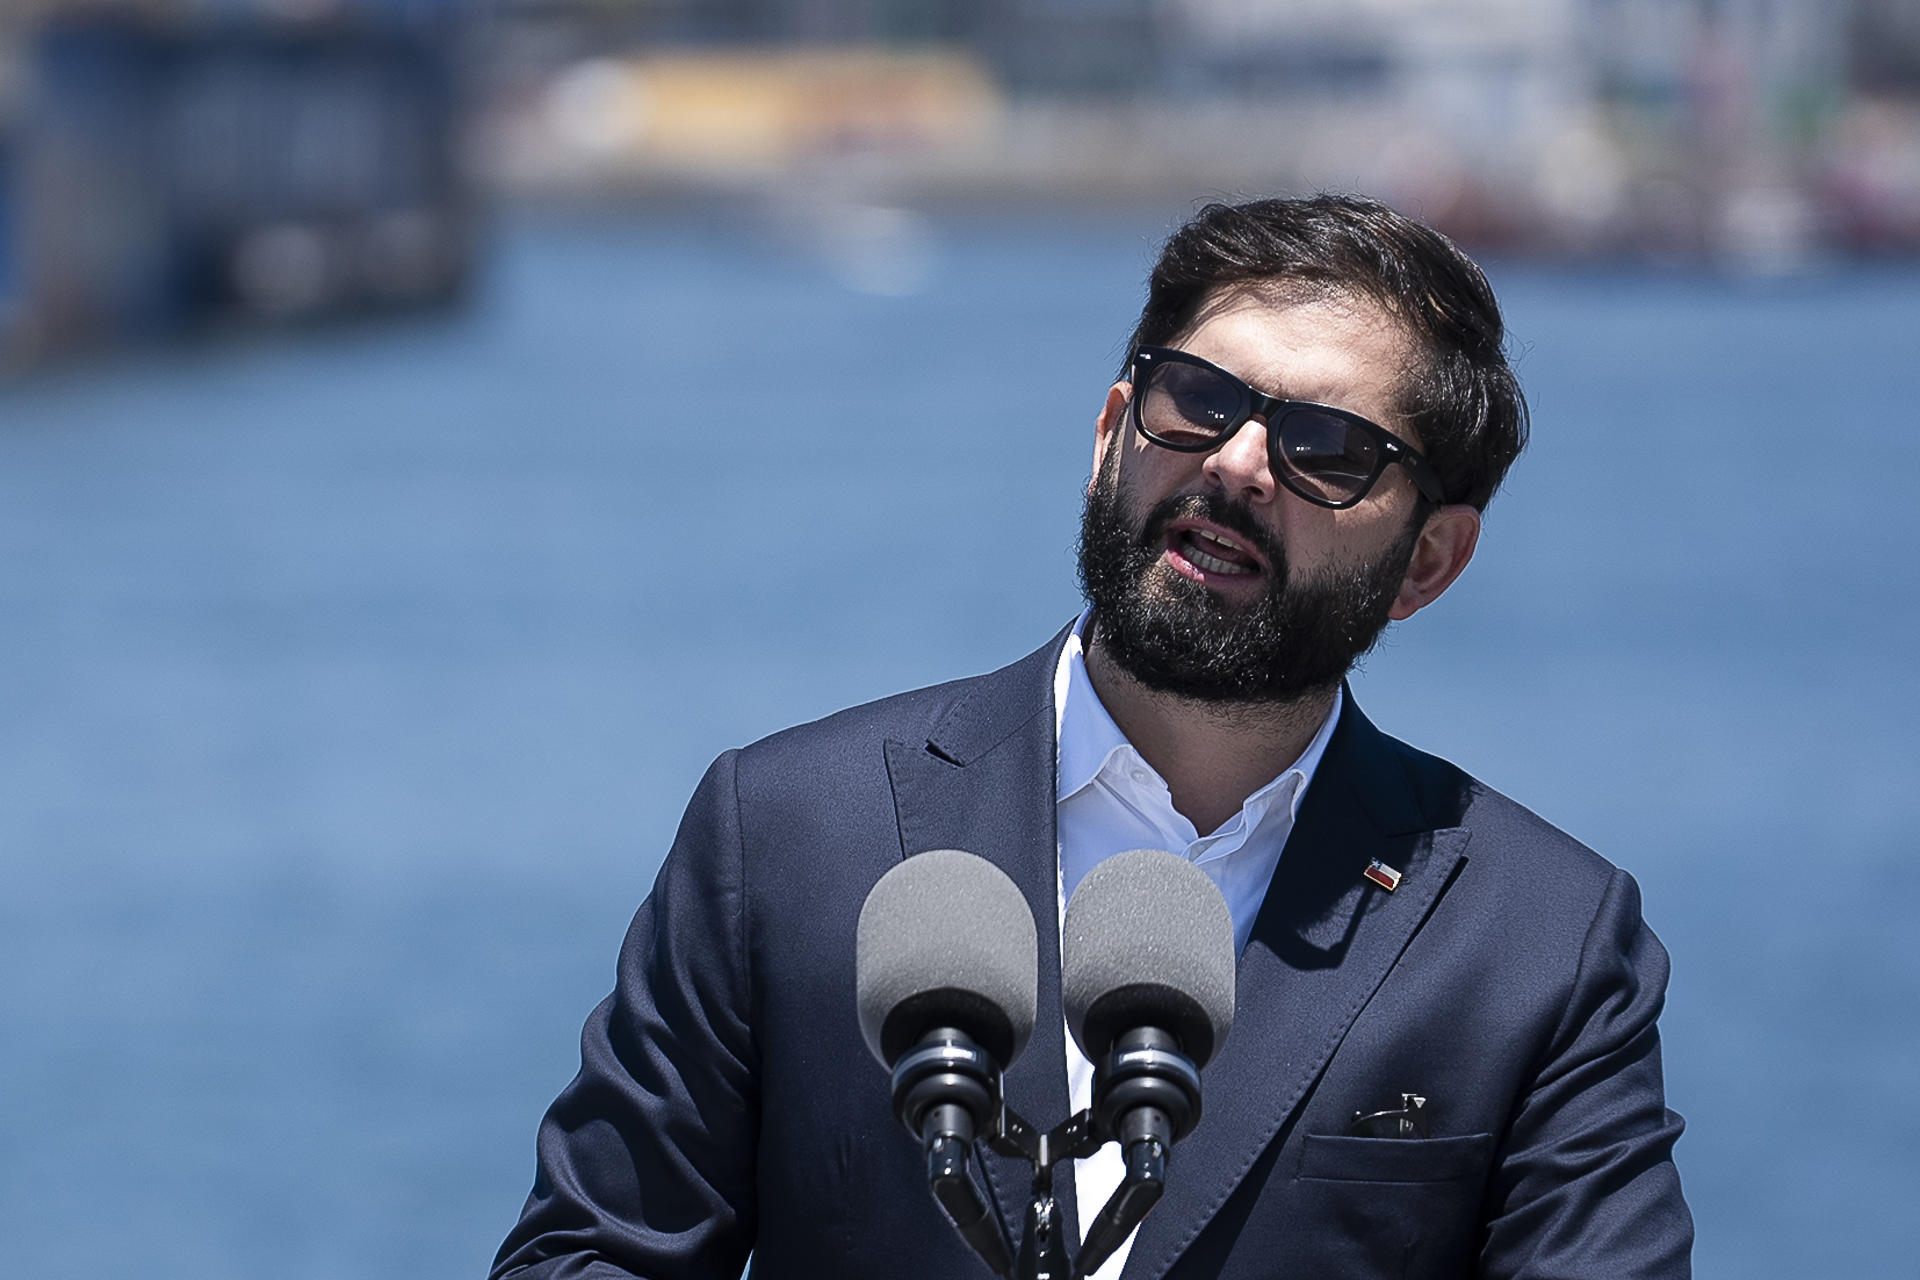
1479, 868, 1693, 1279
492, 752, 760, 1280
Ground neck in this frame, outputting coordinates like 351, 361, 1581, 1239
1083, 625, 1336, 837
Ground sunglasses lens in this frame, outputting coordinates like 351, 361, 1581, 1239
1276, 410, 1380, 504
1138, 361, 1241, 447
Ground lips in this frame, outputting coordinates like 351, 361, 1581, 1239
1165, 520, 1267, 582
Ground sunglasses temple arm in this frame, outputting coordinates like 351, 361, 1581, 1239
1407, 457, 1445, 505
1384, 440, 1445, 505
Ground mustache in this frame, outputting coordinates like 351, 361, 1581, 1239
1138, 490, 1284, 567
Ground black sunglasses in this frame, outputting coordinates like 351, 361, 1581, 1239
1129, 346, 1446, 510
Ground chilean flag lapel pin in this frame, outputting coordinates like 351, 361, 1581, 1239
1363, 859, 1403, 892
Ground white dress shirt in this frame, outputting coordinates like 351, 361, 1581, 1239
1052, 615, 1341, 1280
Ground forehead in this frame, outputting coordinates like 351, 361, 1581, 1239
1166, 286, 1417, 428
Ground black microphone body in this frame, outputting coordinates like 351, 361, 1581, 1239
1061, 849, 1237, 1278
1074, 1024, 1205, 1275
1092, 1025, 1201, 1146
856, 850, 1040, 1277
892, 1026, 1012, 1275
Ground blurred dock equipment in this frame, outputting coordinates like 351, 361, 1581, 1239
0, 0, 472, 367
0, 128, 21, 366
509, 46, 999, 190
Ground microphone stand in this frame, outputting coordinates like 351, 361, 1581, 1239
985, 1102, 1101, 1280
982, 1090, 1175, 1280
895, 1030, 1185, 1279
930, 1096, 1174, 1278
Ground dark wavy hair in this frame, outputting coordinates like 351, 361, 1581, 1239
1124, 195, 1528, 512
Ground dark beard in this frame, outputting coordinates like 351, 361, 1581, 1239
1075, 455, 1420, 704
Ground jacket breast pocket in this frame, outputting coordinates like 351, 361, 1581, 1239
1297, 1132, 1495, 1183
1288, 1134, 1495, 1279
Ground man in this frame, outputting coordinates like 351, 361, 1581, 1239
492, 195, 1692, 1279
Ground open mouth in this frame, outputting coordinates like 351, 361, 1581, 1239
1166, 523, 1265, 581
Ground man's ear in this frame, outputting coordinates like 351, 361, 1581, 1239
1090, 382, 1131, 488
1390, 504, 1480, 621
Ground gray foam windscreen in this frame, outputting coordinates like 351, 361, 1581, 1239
855, 848, 1039, 1070
1062, 848, 1236, 1067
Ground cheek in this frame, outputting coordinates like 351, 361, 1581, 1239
1114, 434, 1202, 497
1271, 504, 1397, 580
1323, 495, 1419, 552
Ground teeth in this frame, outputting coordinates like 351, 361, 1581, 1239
1187, 544, 1255, 575
1180, 527, 1257, 576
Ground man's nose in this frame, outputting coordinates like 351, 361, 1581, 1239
1201, 419, 1275, 503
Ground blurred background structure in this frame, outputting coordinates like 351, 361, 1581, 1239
3, 0, 1920, 365
0, 0, 471, 367
2, 5, 1917, 1280
474, 0, 1920, 261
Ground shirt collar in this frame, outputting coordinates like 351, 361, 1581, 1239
1053, 610, 1343, 820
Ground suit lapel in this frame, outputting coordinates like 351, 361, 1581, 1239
882, 629, 1075, 1244
1120, 701, 1470, 1280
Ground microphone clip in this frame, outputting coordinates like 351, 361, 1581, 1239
983, 1099, 1102, 1280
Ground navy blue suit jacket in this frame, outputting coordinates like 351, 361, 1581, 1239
492, 632, 1691, 1279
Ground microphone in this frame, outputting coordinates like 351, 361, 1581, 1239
857, 849, 1039, 1276
1061, 849, 1235, 1277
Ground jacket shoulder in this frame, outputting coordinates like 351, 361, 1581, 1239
1369, 723, 1628, 901
732, 631, 1062, 780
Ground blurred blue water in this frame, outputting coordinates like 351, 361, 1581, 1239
1, 214, 1914, 1279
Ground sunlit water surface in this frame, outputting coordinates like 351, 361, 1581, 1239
2, 214, 1915, 1279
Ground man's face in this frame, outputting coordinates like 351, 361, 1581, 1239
1078, 288, 1438, 703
